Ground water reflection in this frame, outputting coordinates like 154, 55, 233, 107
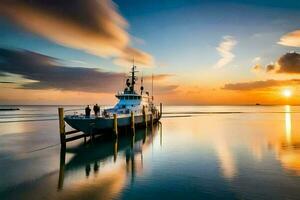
269, 105, 300, 176
4, 106, 300, 199
57, 123, 161, 197
285, 105, 292, 144
215, 138, 236, 180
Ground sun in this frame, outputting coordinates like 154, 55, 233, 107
282, 89, 292, 98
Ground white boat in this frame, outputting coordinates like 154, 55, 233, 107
64, 65, 162, 134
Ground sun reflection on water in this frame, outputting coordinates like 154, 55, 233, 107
271, 105, 300, 176
284, 105, 291, 145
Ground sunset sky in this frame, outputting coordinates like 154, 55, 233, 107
0, 0, 300, 105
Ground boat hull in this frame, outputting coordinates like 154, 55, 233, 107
64, 113, 160, 134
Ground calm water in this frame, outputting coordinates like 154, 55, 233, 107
1, 105, 300, 199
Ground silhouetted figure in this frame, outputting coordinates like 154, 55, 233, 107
94, 161, 99, 173
103, 110, 108, 118
85, 105, 91, 117
93, 104, 100, 116
93, 104, 97, 116
85, 164, 91, 177
97, 104, 100, 115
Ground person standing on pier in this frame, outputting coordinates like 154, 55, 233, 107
93, 104, 100, 117
85, 105, 91, 117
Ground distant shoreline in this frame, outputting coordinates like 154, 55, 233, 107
0, 104, 299, 107
0, 108, 20, 111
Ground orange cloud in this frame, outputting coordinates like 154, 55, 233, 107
114, 47, 154, 67
278, 30, 300, 47
223, 79, 300, 91
0, 0, 153, 67
144, 74, 174, 81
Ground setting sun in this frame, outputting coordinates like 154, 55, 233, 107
283, 89, 292, 98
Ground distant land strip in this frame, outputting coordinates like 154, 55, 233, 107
0, 108, 20, 111
0, 118, 58, 123
163, 112, 243, 114
162, 115, 193, 118
163, 111, 300, 114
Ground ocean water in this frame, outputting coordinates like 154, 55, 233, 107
1, 105, 300, 199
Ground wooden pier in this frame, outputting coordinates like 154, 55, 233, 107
58, 103, 162, 147
58, 107, 87, 148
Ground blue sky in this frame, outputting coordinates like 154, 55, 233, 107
115, 0, 300, 74
0, 0, 299, 104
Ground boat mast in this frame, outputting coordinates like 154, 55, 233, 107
130, 57, 137, 92
140, 73, 144, 95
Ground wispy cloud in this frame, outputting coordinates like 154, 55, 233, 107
0, 0, 154, 67
214, 36, 237, 68
251, 57, 263, 73
251, 64, 263, 73
252, 57, 261, 63
0, 48, 175, 93
144, 74, 174, 81
223, 79, 300, 91
278, 30, 300, 47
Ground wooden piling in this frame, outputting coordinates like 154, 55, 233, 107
89, 123, 95, 143
58, 107, 66, 148
143, 106, 147, 127
113, 138, 118, 162
159, 103, 162, 119
130, 111, 135, 135
113, 113, 118, 136
150, 113, 153, 128
57, 148, 65, 190
131, 133, 135, 149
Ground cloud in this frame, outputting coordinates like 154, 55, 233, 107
113, 47, 154, 67
276, 52, 300, 73
0, 48, 174, 93
152, 85, 178, 94
251, 64, 263, 73
278, 30, 300, 47
0, 81, 14, 84
214, 36, 237, 68
252, 57, 261, 63
144, 74, 174, 81
252, 52, 300, 74
0, 0, 154, 67
222, 79, 300, 91
266, 63, 277, 72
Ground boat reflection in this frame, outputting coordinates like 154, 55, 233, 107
57, 122, 162, 196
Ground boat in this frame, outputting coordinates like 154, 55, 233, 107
64, 65, 162, 134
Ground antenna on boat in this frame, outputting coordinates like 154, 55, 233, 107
140, 72, 144, 95
151, 73, 154, 101
130, 56, 138, 92
132, 56, 134, 67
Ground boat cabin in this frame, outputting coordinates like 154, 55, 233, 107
107, 66, 153, 115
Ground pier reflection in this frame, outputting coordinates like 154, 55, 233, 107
57, 123, 162, 196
